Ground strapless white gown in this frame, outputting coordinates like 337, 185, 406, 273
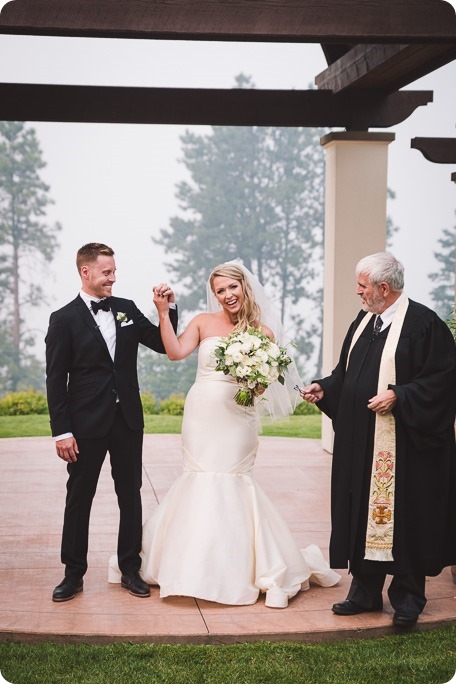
109, 336, 340, 607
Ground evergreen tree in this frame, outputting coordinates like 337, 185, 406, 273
386, 188, 400, 249
152, 76, 326, 380
0, 121, 61, 392
429, 218, 456, 319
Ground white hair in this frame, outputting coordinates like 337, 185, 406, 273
356, 252, 404, 292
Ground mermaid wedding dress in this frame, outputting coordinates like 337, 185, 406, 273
109, 336, 340, 607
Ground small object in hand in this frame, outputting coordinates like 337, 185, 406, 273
294, 384, 305, 393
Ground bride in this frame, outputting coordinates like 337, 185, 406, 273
109, 262, 340, 608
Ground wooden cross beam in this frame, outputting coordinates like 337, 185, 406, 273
0, 83, 433, 130
1, 0, 455, 43
411, 137, 456, 163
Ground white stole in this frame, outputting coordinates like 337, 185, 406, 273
346, 294, 409, 561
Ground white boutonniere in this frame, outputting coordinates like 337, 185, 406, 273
116, 312, 128, 323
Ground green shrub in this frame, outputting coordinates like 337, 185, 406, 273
159, 392, 186, 416
140, 391, 160, 415
293, 400, 320, 416
0, 389, 49, 416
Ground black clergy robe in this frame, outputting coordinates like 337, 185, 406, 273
317, 299, 456, 577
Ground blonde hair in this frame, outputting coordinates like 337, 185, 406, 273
209, 263, 261, 332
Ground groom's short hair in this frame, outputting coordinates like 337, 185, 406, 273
76, 243, 115, 273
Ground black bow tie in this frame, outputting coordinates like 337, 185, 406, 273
91, 299, 111, 314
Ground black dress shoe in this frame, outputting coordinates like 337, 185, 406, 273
52, 577, 83, 602
120, 572, 150, 597
332, 599, 383, 615
393, 610, 419, 627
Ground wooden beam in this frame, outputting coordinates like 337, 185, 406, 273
411, 137, 456, 163
0, 83, 432, 129
315, 43, 456, 92
1, 0, 456, 43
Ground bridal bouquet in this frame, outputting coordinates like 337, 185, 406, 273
214, 327, 292, 407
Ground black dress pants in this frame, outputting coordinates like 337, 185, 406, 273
347, 571, 427, 615
61, 405, 143, 579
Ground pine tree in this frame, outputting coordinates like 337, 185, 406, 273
0, 121, 61, 392
429, 218, 456, 319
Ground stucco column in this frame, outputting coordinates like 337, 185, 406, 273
319, 132, 395, 452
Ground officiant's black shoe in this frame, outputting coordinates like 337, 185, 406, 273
52, 577, 83, 602
121, 572, 150, 597
332, 599, 383, 615
393, 610, 419, 627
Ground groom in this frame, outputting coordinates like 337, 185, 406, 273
45, 242, 177, 602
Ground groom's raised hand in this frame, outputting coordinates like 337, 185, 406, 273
153, 282, 175, 303
55, 436, 79, 463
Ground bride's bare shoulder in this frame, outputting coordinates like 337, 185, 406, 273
260, 323, 275, 340
193, 311, 224, 337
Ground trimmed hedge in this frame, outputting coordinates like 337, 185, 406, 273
159, 393, 186, 416
0, 388, 317, 418
0, 389, 49, 416
293, 400, 320, 416
140, 392, 160, 415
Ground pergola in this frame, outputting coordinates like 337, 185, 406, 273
1, 0, 455, 131
1, 0, 455, 448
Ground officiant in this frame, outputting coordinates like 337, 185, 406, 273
300, 252, 456, 627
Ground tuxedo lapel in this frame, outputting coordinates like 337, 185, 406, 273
73, 295, 111, 357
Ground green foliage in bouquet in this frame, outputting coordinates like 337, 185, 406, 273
214, 327, 292, 407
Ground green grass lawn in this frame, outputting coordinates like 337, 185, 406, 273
0, 627, 454, 684
0, 414, 321, 439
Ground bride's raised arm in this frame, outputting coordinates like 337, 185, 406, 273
153, 287, 201, 360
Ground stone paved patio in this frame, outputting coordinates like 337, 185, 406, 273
0, 435, 454, 644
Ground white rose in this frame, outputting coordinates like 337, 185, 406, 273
240, 340, 254, 353
259, 363, 271, 377
267, 343, 281, 359
226, 341, 243, 356
246, 334, 262, 349
256, 349, 269, 362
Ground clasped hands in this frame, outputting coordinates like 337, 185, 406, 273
153, 282, 175, 311
299, 384, 396, 415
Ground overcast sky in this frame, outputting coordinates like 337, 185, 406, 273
0, 34, 455, 353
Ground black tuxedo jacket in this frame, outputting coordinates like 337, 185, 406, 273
45, 294, 178, 439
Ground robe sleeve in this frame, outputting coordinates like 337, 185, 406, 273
389, 313, 456, 450
315, 314, 366, 424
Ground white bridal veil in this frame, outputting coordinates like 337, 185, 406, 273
206, 260, 304, 421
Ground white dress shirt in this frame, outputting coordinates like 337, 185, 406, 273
79, 289, 116, 361
376, 295, 402, 332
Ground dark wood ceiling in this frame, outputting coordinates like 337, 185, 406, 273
0, 0, 455, 130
